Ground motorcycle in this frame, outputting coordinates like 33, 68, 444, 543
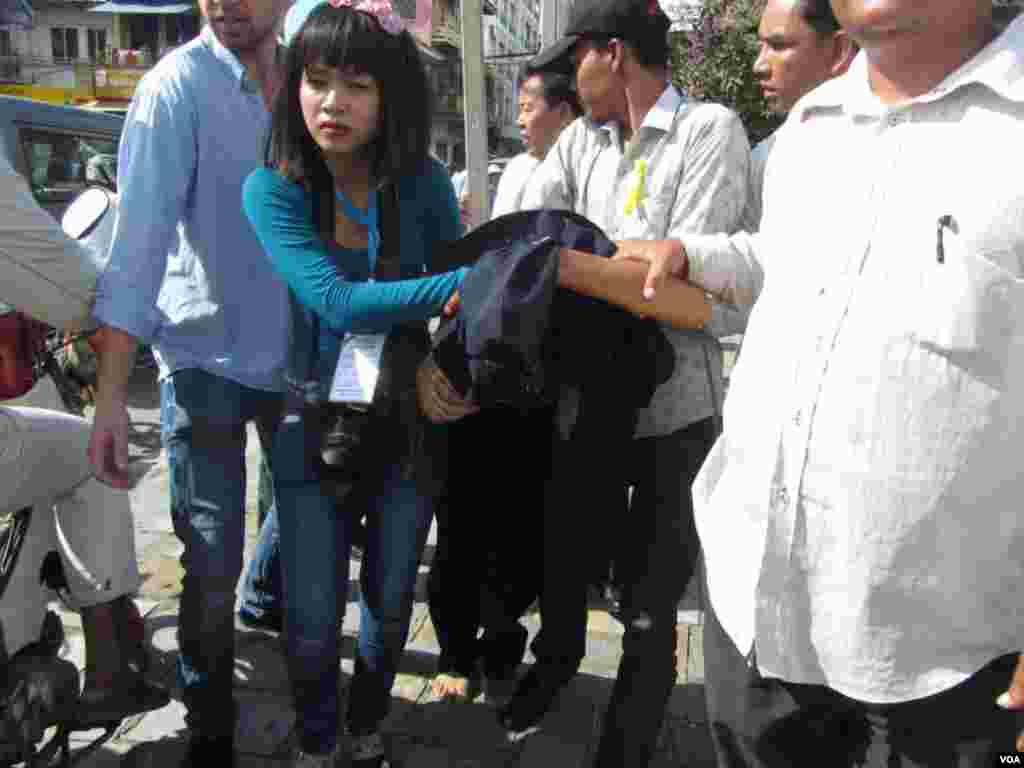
0, 185, 131, 767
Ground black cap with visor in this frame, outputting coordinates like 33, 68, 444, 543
529, 0, 671, 72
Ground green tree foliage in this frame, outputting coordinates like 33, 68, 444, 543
671, 0, 781, 144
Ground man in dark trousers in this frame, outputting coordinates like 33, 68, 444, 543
421, 0, 749, 764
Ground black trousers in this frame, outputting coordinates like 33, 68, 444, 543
427, 405, 554, 679
533, 414, 717, 768
703, 574, 1024, 767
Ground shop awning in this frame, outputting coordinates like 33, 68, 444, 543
90, 0, 194, 13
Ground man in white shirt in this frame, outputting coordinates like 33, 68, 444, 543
618, 1, 1024, 764
489, 63, 582, 219
726, 0, 855, 371
744, 0, 855, 230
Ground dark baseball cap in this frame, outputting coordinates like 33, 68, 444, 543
530, 0, 671, 71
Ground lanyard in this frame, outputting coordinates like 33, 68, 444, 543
335, 187, 380, 271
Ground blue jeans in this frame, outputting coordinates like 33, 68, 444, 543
160, 368, 283, 737
346, 460, 434, 736
269, 407, 434, 753
269, 406, 346, 754
238, 453, 281, 625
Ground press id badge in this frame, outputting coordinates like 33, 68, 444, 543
328, 333, 387, 404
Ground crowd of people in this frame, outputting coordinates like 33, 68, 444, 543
2, 0, 1024, 766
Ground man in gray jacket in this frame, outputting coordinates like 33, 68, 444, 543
0, 151, 168, 726
420, 1, 749, 764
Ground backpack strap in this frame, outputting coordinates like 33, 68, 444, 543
372, 182, 401, 282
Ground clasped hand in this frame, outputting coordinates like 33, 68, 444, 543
415, 356, 478, 424
416, 290, 478, 423
611, 238, 687, 300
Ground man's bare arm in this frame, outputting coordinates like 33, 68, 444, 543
88, 325, 139, 489
556, 246, 711, 330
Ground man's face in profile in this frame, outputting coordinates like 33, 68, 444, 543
518, 76, 570, 159
572, 39, 620, 125
754, 0, 844, 115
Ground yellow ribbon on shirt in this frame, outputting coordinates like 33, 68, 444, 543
623, 158, 647, 216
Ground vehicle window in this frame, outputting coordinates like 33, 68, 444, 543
19, 128, 118, 209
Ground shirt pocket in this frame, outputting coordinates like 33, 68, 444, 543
911, 233, 1024, 389
619, 160, 679, 240
642, 185, 674, 238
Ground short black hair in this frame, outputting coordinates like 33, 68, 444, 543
267, 4, 432, 188
584, 30, 669, 71
797, 0, 841, 36
624, 28, 670, 69
519, 66, 583, 118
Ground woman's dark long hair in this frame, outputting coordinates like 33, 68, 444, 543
267, 4, 433, 234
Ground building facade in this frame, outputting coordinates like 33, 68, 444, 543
0, 0, 196, 105
408, 0, 507, 169
484, 0, 539, 155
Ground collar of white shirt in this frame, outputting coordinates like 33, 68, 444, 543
793, 14, 1024, 120
595, 83, 687, 144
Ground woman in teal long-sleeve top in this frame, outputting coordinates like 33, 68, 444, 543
244, 159, 465, 388
240, 2, 472, 765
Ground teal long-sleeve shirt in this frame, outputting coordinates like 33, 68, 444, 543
242, 160, 466, 385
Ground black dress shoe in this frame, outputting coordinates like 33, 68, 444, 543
237, 608, 283, 633
182, 729, 235, 768
75, 676, 170, 727
350, 731, 390, 768
499, 660, 576, 743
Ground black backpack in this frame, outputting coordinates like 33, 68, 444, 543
430, 209, 675, 412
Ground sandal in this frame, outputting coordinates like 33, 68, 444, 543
430, 672, 480, 702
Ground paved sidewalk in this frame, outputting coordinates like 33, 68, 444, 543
51, 366, 716, 768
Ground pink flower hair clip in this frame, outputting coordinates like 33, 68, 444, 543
327, 0, 406, 35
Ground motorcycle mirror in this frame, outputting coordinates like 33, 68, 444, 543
61, 186, 111, 240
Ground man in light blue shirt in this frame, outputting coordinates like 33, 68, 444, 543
87, 0, 290, 763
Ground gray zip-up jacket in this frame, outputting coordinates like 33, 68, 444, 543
0, 152, 96, 330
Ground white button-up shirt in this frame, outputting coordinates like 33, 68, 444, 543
521, 85, 750, 437
490, 152, 542, 219
686, 17, 1024, 704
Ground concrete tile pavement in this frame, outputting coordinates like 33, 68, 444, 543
48, 366, 716, 767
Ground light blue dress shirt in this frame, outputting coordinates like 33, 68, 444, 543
94, 26, 291, 391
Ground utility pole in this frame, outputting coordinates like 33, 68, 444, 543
540, 0, 559, 46
461, 0, 489, 230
